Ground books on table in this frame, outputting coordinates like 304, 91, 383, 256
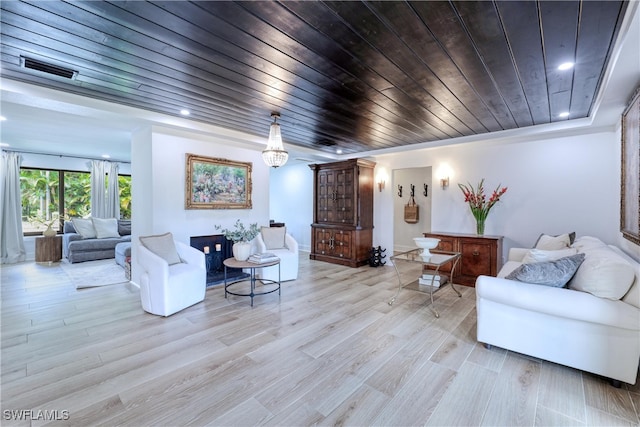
419, 273, 443, 288
248, 253, 280, 264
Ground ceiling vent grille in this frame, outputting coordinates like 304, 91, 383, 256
20, 57, 77, 80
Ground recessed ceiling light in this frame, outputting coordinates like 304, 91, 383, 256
336, 149, 343, 154
180, 109, 190, 116
559, 112, 570, 118
558, 62, 574, 71
101, 154, 111, 159
0, 116, 7, 121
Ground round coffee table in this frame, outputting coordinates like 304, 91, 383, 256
223, 258, 281, 306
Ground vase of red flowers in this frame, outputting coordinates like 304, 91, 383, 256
458, 179, 508, 235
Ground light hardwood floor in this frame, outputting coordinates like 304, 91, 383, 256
2, 254, 639, 426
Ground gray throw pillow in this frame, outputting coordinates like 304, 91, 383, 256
505, 253, 585, 288
139, 232, 182, 265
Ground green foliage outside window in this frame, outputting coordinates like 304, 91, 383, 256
20, 168, 132, 235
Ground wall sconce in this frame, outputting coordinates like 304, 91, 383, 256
378, 180, 385, 192
440, 177, 449, 189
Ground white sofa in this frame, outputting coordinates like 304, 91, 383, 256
476, 235, 640, 385
253, 227, 299, 282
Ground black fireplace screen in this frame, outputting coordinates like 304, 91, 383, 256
190, 234, 247, 287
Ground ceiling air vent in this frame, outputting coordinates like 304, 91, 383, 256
314, 139, 336, 147
20, 57, 78, 80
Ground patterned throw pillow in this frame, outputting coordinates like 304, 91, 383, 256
505, 253, 585, 288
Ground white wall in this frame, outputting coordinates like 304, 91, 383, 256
130, 125, 271, 284
392, 167, 432, 252
268, 163, 314, 252
371, 129, 621, 264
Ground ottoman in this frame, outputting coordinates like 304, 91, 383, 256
115, 242, 132, 267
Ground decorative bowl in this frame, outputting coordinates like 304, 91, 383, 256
413, 237, 440, 257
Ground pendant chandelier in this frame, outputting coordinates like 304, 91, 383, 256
262, 113, 289, 168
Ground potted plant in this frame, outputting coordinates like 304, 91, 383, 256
215, 219, 259, 261
458, 179, 507, 235
29, 212, 63, 237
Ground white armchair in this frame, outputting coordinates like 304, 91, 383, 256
137, 235, 206, 316
254, 227, 299, 282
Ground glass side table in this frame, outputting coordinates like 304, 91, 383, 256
388, 248, 462, 318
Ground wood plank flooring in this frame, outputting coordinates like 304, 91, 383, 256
2, 255, 639, 426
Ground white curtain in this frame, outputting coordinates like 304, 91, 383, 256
90, 160, 107, 218
90, 160, 120, 219
1, 151, 26, 264
106, 161, 120, 219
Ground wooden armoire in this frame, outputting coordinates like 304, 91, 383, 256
309, 159, 375, 267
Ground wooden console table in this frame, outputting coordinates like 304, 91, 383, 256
35, 236, 62, 264
423, 232, 503, 287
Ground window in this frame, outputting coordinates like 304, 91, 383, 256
20, 168, 131, 235
20, 169, 60, 234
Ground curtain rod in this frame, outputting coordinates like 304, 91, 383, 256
1, 148, 130, 164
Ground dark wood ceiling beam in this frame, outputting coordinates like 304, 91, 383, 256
366, 0, 504, 134
319, 1, 471, 137
452, 1, 533, 128
408, 1, 516, 131
12, 1, 407, 151
571, 0, 626, 117
539, 0, 580, 120
85, 0, 418, 149
495, 1, 550, 125
210, 0, 448, 142
278, 0, 462, 140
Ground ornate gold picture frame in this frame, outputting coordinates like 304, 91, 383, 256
185, 153, 252, 210
621, 87, 640, 244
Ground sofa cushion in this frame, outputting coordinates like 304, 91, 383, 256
71, 218, 97, 239
534, 233, 573, 250
505, 253, 585, 287
118, 220, 132, 236
261, 226, 286, 250
68, 237, 124, 251
568, 245, 635, 300
92, 217, 120, 238
522, 247, 578, 264
139, 232, 182, 265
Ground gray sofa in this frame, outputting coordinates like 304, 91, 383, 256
63, 220, 131, 263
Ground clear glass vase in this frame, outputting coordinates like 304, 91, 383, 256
476, 218, 486, 235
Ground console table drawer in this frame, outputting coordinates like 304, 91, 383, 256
424, 232, 503, 287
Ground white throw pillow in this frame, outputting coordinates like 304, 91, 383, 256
522, 247, 578, 264
568, 246, 635, 300
71, 218, 97, 239
261, 226, 286, 250
91, 217, 120, 238
139, 232, 182, 265
535, 233, 571, 250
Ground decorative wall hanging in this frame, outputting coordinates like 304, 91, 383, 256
185, 153, 252, 209
404, 184, 419, 224
397, 185, 403, 197
621, 86, 640, 244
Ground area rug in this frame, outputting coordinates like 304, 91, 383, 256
60, 259, 129, 289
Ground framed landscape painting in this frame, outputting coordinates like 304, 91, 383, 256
621, 87, 640, 244
185, 153, 252, 209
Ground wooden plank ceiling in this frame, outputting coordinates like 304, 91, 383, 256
0, 1, 628, 155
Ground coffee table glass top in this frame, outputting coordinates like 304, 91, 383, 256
390, 248, 460, 266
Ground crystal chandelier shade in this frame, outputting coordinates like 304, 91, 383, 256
262, 113, 289, 168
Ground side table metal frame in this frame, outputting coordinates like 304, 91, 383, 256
388, 249, 462, 318
223, 258, 281, 307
